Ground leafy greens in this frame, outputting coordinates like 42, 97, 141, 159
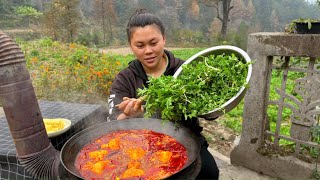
137, 53, 250, 123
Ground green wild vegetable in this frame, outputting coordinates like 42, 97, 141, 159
286, 18, 319, 33
137, 53, 250, 123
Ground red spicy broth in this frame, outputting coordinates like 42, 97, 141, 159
75, 129, 188, 180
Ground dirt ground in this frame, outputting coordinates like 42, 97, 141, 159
0, 107, 3, 117
199, 118, 237, 157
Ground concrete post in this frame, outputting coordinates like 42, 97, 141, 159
231, 32, 320, 180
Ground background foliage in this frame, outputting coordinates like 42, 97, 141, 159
2, 0, 319, 153
20, 38, 205, 104
1, 0, 320, 50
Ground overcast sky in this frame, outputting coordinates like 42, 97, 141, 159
306, 0, 316, 4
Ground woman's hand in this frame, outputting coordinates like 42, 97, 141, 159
116, 97, 144, 120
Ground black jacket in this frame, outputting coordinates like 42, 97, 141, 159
107, 49, 203, 135
108, 49, 183, 119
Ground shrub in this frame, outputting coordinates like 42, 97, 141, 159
20, 39, 125, 104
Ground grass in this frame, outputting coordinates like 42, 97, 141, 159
215, 57, 310, 147
171, 48, 205, 60
18, 38, 317, 148
17, 38, 207, 105
17, 39, 276, 124
20, 38, 124, 103
17, 40, 233, 126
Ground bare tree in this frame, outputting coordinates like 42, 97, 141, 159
43, 0, 81, 42
33, 0, 50, 11
62, 0, 81, 42
197, 0, 233, 39
93, 0, 116, 46
43, 2, 62, 40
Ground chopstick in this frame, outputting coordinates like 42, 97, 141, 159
115, 96, 147, 107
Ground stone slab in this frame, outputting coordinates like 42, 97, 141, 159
0, 107, 3, 118
209, 148, 277, 180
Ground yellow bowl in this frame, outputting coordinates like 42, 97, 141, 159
43, 118, 71, 138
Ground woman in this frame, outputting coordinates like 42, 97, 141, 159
108, 9, 219, 179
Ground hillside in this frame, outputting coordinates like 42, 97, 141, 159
1, 0, 319, 49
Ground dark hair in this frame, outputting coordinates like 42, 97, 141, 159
126, 9, 165, 42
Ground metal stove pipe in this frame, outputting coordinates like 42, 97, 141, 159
0, 31, 60, 179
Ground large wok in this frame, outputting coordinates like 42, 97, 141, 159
60, 118, 201, 179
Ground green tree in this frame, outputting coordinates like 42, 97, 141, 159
233, 21, 248, 49
0, 0, 9, 13
252, 0, 272, 31
0, 0, 36, 28
0, 0, 11, 21
14, 6, 43, 27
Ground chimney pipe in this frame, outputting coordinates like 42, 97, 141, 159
0, 31, 60, 179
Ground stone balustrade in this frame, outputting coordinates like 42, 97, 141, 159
231, 32, 320, 180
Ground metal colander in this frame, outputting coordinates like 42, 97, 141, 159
173, 45, 253, 120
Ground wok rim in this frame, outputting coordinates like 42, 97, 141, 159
60, 118, 201, 179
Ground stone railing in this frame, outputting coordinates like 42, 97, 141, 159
231, 32, 320, 180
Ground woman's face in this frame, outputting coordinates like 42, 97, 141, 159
129, 24, 166, 72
